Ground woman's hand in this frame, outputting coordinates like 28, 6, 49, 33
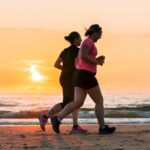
96, 55, 105, 66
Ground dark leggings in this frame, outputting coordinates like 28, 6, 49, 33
59, 80, 74, 108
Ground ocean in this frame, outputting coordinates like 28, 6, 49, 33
0, 93, 150, 125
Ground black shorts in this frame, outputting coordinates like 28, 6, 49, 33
74, 70, 98, 90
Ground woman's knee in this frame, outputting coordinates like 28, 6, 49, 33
96, 96, 104, 105
74, 101, 83, 108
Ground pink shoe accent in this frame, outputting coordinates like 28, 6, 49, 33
39, 115, 48, 131
71, 126, 88, 133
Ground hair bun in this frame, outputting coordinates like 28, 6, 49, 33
64, 32, 80, 44
64, 36, 70, 41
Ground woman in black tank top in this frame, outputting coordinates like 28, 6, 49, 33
39, 31, 87, 133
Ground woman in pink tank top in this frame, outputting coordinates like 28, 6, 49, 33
51, 24, 116, 135
76, 32, 99, 73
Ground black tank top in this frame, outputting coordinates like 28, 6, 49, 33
59, 45, 79, 81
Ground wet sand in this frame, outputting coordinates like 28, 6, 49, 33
0, 124, 150, 150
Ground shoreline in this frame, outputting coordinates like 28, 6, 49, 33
0, 124, 150, 126
0, 118, 150, 125
0, 124, 150, 150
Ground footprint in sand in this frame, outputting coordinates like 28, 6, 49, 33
20, 134, 26, 138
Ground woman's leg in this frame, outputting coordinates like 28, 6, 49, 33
72, 109, 79, 125
51, 87, 87, 134
71, 108, 87, 133
46, 103, 63, 118
58, 87, 87, 121
87, 85, 105, 128
87, 86, 116, 134
46, 80, 72, 118
39, 103, 63, 131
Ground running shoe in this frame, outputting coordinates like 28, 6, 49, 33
39, 115, 48, 131
71, 126, 88, 134
99, 125, 116, 134
50, 116, 61, 134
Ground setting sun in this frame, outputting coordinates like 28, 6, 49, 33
29, 65, 43, 81
0, 0, 150, 93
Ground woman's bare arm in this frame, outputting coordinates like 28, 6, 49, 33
54, 57, 63, 70
80, 45, 97, 64
80, 45, 105, 66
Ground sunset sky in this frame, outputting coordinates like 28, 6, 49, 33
0, 0, 150, 94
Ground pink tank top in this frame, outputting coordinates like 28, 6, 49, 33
76, 38, 97, 73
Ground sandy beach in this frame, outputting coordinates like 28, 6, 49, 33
0, 124, 150, 150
